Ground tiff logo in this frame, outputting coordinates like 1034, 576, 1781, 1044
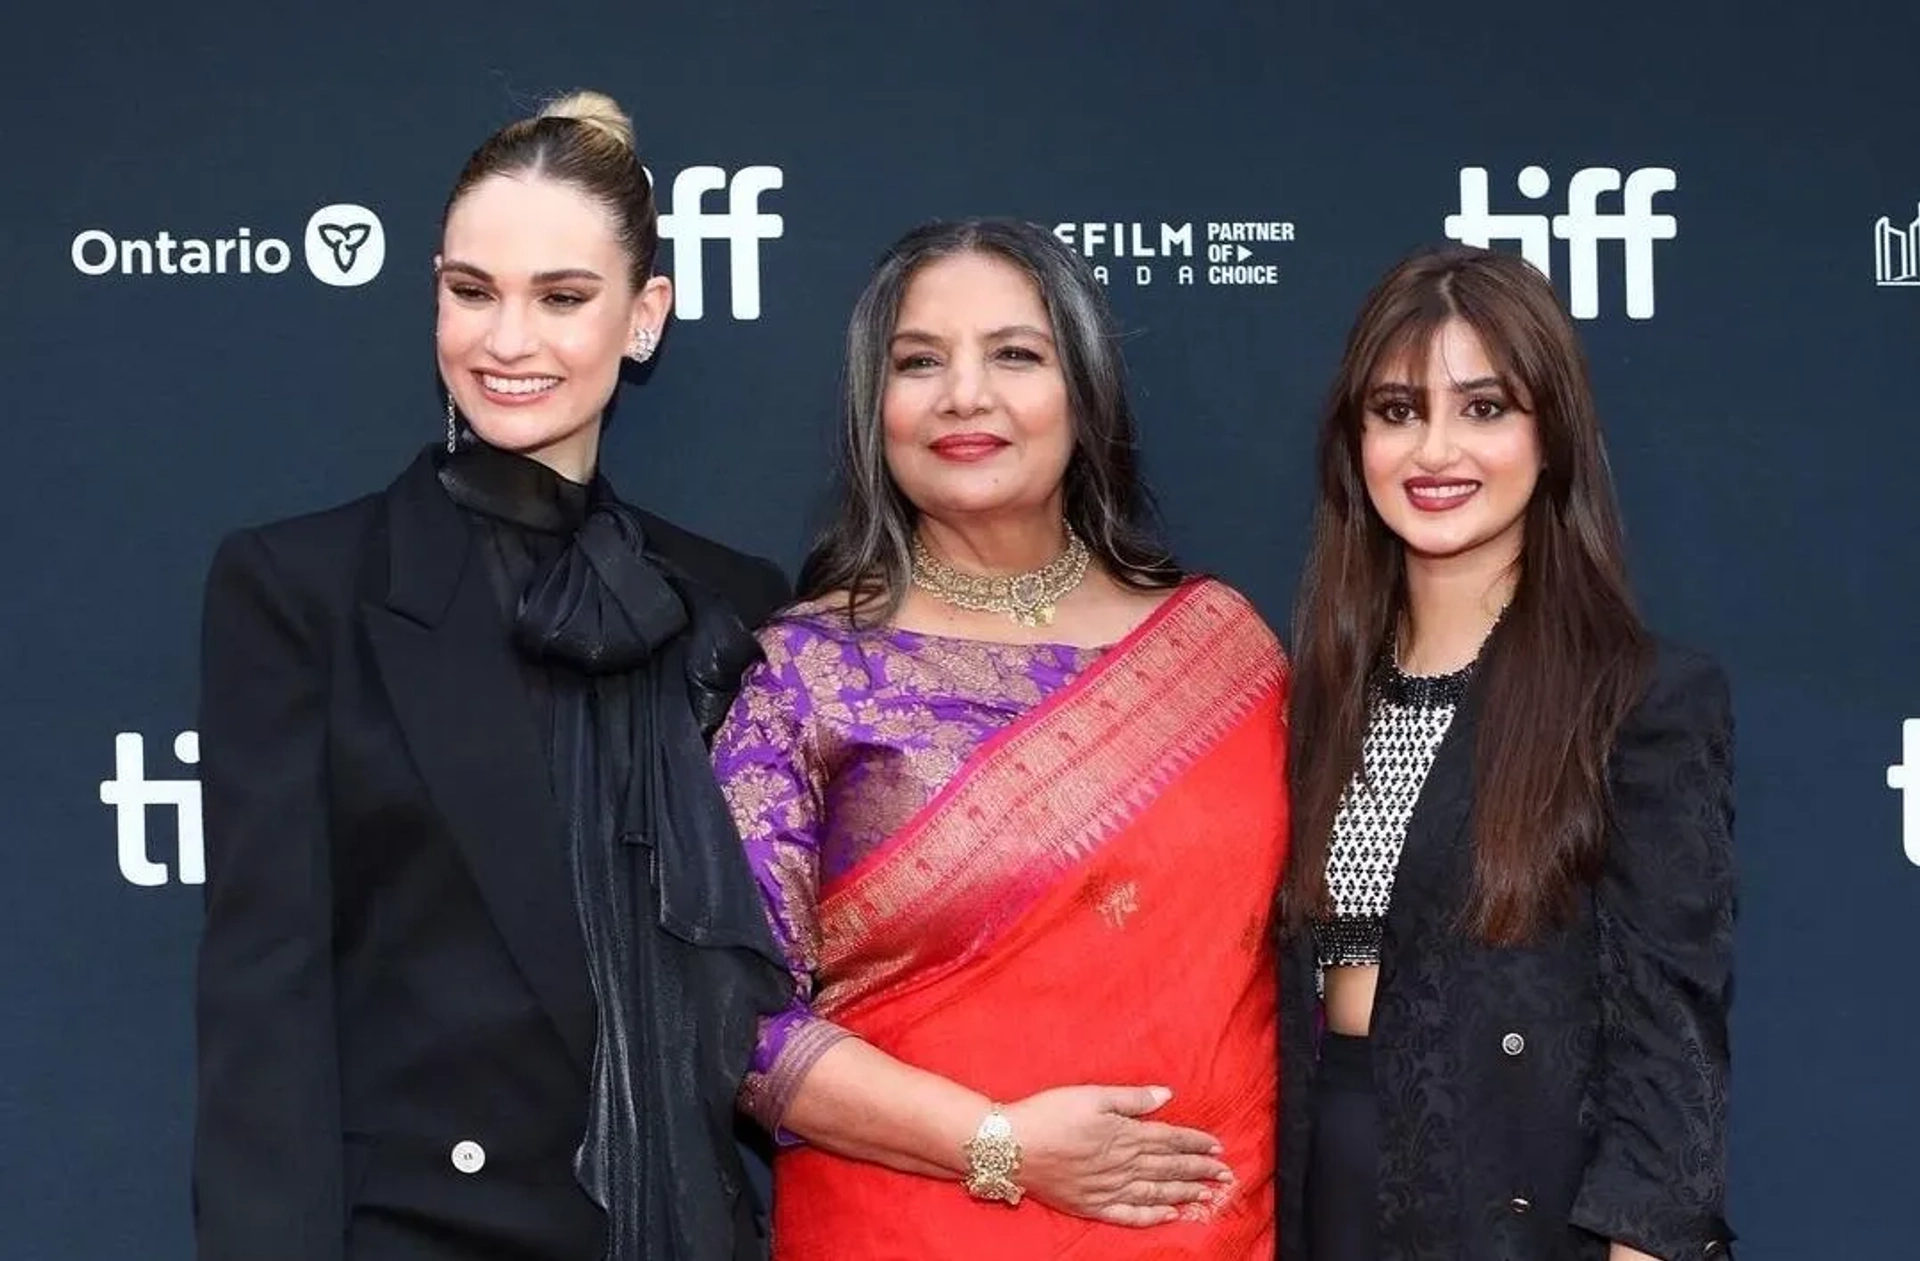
1443, 166, 1677, 320
100, 731, 204, 886
1873, 204, 1920, 287
1888, 719, 1920, 866
656, 166, 783, 320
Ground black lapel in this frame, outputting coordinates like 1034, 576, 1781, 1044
360, 449, 595, 1074
1385, 680, 1483, 918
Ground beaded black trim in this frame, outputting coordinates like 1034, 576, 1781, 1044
1375, 601, 1507, 708
1314, 914, 1385, 968
1376, 656, 1476, 708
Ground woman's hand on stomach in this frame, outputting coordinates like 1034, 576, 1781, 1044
1004, 1085, 1233, 1227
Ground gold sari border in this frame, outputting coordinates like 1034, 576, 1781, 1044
814, 580, 1284, 1017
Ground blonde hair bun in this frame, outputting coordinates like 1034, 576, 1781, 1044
539, 90, 635, 152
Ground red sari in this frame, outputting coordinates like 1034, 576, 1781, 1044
772, 581, 1288, 1259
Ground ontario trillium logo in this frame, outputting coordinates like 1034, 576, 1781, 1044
303, 203, 385, 286
317, 224, 370, 272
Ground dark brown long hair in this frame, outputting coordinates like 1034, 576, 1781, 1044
1282, 246, 1652, 945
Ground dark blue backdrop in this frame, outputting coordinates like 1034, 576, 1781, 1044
3, 2, 1915, 1257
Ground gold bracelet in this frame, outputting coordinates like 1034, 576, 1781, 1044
962, 1104, 1024, 1206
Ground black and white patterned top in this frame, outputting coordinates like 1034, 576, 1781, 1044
1312, 657, 1474, 968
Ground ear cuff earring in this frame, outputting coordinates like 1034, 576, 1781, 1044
627, 327, 656, 363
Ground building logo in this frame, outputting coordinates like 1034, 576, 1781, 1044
1873, 204, 1920, 287
303, 203, 386, 287
1051, 217, 1297, 290
1889, 719, 1920, 866
71, 202, 387, 286
100, 731, 204, 887
655, 165, 784, 320
1443, 166, 1677, 320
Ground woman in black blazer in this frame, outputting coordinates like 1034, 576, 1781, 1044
193, 90, 790, 1261
1278, 247, 1735, 1261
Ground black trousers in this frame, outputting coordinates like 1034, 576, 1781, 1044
1306, 1032, 1379, 1261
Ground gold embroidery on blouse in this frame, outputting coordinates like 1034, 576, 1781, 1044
739, 1017, 854, 1133
740, 679, 789, 729
814, 582, 1286, 1017
903, 742, 965, 788
826, 752, 947, 871
884, 637, 1050, 708
763, 839, 823, 970
720, 763, 794, 847
793, 634, 872, 706
756, 624, 798, 671
771, 605, 1106, 883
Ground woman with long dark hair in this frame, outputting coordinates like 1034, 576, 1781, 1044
712, 219, 1288, 1258
1278, 246, 1735, 1261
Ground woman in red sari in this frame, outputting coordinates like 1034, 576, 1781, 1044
711, 219, 1287, 1258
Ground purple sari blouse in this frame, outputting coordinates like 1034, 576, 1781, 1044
710, 599, 1103, 1133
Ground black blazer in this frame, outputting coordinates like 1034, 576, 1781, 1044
192, 448, 789, 1261
1279, 642, 1736, 1261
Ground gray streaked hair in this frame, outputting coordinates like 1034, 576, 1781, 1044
799, 218, 1180, 622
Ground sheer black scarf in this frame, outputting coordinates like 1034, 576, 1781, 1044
441, 446, 786, 1261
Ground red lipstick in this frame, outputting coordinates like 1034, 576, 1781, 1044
928, 433, 1010, 462
1403, 476, 1479, 513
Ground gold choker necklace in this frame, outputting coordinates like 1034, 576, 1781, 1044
910, 528, 1091, 627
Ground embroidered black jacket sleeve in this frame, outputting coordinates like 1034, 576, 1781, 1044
1569, 648, 1737, 1259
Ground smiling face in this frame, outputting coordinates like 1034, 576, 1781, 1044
1360, 317, 1542, 570
435, 173, 669, 481
879, 250, 1075, 528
